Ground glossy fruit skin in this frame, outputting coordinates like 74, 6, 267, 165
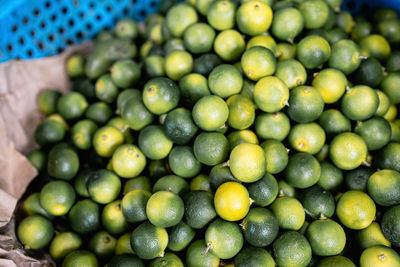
214, 182, 251, 221
273, 231, 312, 267
17, 215, 54, 250
234, 247, 275, 267
381, 205, 400, 247
186, 240, 220, 267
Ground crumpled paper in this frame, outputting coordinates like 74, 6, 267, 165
0, 42, 92, 266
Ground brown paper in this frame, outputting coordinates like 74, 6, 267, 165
0, 42, 92, 266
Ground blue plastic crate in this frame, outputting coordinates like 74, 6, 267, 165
0, 0, 399, 62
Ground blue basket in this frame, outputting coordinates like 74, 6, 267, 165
0, 0, 399, 63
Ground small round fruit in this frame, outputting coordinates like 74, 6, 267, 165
273, 231, 312, 267
40, 181, 76, 216
360, 245, 400, 267
241, 46, 276, 81
297, 35, 331, 69
215, 182, 251, 221
192, 95, 229, 131
146, 191, 184, 228
236, 1, 273, 36
253, 76, 289, 112
270, 197, 305, 230
17, 215, 54, 249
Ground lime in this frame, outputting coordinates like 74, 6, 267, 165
207, 0, 236, 31
194, 132, 229, 166
359, 34, 391, 61
384, 105, 398, 121
241, 207, 279, 247
183, 23, 215, 54
66, 54, 85, 78
164, 50, 193, 81
261, 140, 288, 174
193, 53, 222, 76
145, 55, 165, 78
57, 91, 88, 120
285, 152, 321, 188
307, 219, 346, 256
17, 215, 54, 249
47, 144, 79, 180
23, 192, 53, 219
327, 28, 348, 44
336, 11, 355, 33
299, 0, 329, 29
40, 181, 75, 216
312, 68, 347, 104
71, 119, 98, 150
192, 95, 229, 131
353, 57, 384, 88
68, 199, 100, 234
146, 191, 184, 227
131, 221, 168, 260
115, 18, 139, 39
255, 112, 291, 141
205, 219, 243, 259
381, 72, 400, 104
226, 95, 256, 130
109, 254, 144, 267
149, 252, 184, 267
214, 181, 251, 221
246, 35, 277, 55
253, 76, 288, 113
62, 250, 98, 267
121, 189, 151, 223
241, 46, 276, 81
318, 109, 351, 136
289, 122, 326, 154
229, 143, 265, 183
214, 30, 246, 61
143, 77, 180, 115
236, 1, 273, 36
179, 75, 210, 108
351, 20, 373, 42
275, 59, 307, 89
355, 117, 392, 151
272, 7, 304, 42
270, 197, 305, 230
329, 132, 368, 170
138, 125, 173, 160
164, 108, 197, 145
273, 231, 312, 267
94, 74, 118, 104
368, 169, 400, 206
360, 246, 400, 267
49, 232, 82, 261
116, 89, 141, 114
208, 64, 243, 98
38, 89, 61, 115
318, 162, 344, 191
166, 3, 198, 37
234, 247, 275, 267
344, 166, 374, 191
376, 91, 391, 117
87, 169, 121, 204
277, 180, 297, 198
88, 230, 116, 260
27, 149, 47, 172
168, 146, 202, 178
336, 190, 376, 230
228, 130, 259, 149
186, 240, 220, 267
318, 256, 356, 267
167, 221, 195, 252
101, 200, 129, 235
276, 42, 297, 61
121, 97, 155, 131
112, 144, 146, 178
153, 175, 189, 196
34, 119, 65, 146
301, 185, 335, 218
115, 233, 134, 255
387, 51, 400, 72
381, 205, 400, 247
93, 126, 124, 157
190, 174, 211, 192
288, 86, 324, 123
184, 190, 217, 229
110, 60, 141, 88
297, 35, 331, 69
357, 222, 391, 249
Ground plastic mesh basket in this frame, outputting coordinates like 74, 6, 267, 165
0, 0, 399, 63
0, 0, 161, 62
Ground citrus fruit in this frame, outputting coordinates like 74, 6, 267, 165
17, 215, 54, 249
23, 192, 53, 220
183, 23, 216, 54
297, 35, 331, 69
234, 247, 275, 267
62, 250, 98, 267
192, 95, 229, 131
110, 60, 141, 88
152, 175, 189, 196
246, 35, 277, 55
57, 91, 88, 120
273, 231, 312, 267
40, 180, 76, 216
288, 86, 324, 123
381, 72, 400, 105
285, 152, 321, 189
121, 97, 155, 131
146, 191, 184, 227
275, 59, 307, 89
94, 74, 118, 104
166, 3, 198, 37
109, 254, 144, 267
376, 91, 391, 117
121, 189, 151, 223
190, 174, 211, 192
357, 222, 391, 249
164, 107, 198, 145
38, 89, 61, 115
214, 30, 246, 61
142, 77, 180, 114
207, 0, 236, 31
289, 122, 326, 154
359, 245, 400, 267
318, 162, 344, 191
131, 221, 168, 260
87, 169, 121, 204
381, 205, 400, 247
184, 190, 217, 229
101, 200, 129, 235
208, 64, 243, 98
47, 144, 79, 180
194, 132, 230, 166
272, 7, 304, 42
138, 125, 173, 160
167, 221, 195, 252
355, 117, 392, 151
71, 119, 98, 150
68, 199, 100, 234
186, 240, 220, 267
270, 197, 305, 230
241, 46, 276, 81
115, 18, 139, 39
123, 175, 152, 194
247, 172, 279, 207
253, 76, 289, 112
115, 233, 134, 255
299, 0, 330, 29
255, 112, 291, 141
27, 149, 47, 172
168, 146, 202, 178
236, 1, 273, 36
88, 230, 117, 260
179, 73, 211, 107
359, 34, 391, 61
164, 50, 193, 81
318, 256, 356, 267
260, 139, 288, 174
93, 126, 124, 157
318, 109, 351, 136
312, 68, 347, 104
226, 94, 256, 130
149, 252, 184, 267
301, 185, 335, 218
49, 232, 82, 261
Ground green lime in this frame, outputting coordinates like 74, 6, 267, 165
208, 64, 243, 98
318, 162, 344, 191
146, 191, 184, 227
241, 46, 276, 81
121, 97, 155, 131
228, 130, 259, 149
297, 35, 331, 69
93, 126, 124, 157
190, 174, 211, 192
357, 222, 391, 249
353, 57, 384, 88
109, 254, 144, 267
272, 7, 304, 42
66, 54, 85, 78
57, 91, 88, 120
301, 185, 335, 218
184, 190, 217, 229
205, 219, 243, 259
34, 119, 65, 146
360, 245, 400, 267
112, 144, 146, 178
62, 250, 98, 267
387, 51, 400, 72
276, 42, 297, 61
318, 256, 356, 267
27, 149, 47, 172
131, 221, 168, 260
164, 107, 198, 145
236, 1, 273, 36
71, 120, 98, 150
336, 190, 376, 230
368, 169, 400, 206
50, 232, 82, 261
186, 240, 220, 267
17, 215, 54, 249
330, 132, 368, 170
110, 60, 141, 88
164, 50, 193, 81
115, 18, 139, 39
121, 189, 151, 223
299, 0, 329, 29
94, 74, 118, 104
115, 233, 134, 255
273, 231, 312, 267
101, 200, 128, 235
87, 169, 121, 204
318, 109, 351, 136
167, 221, 195, 252
384, 105, 398, 121
183, 23, 215, 54
72, 78, 96, 100
226, 95, 255, 130
23, 192, 53, 219
288, 86, 324, 123
192, 95, 229, 131
229, 143, 265, 183
193, 53, 222, 77
336, 11, 355, 33
241, 207, 279, 247
145, 55, 165, 78
40, 180, 75, 216
285, 152, 321, 188
327, 28, 348, 44
253, 76, 288, 113
214, 30, 246, 61
193, 132, 229, 166
116, 89, 141, 115
344, 166, 374, 191
234, 247, 275, 267
355, 117, 392, 151
351, 20, 373, 42
381, 205, 400, 247
179, 73, 210, 107
261, 140, 288, 174
312, 68, 347, 104
289, 122, 326, 154
107, 117, 133, 144
246, 35, 277, 55
47, 144, 79, 180
68, 199, 100, 234
138, 125, 173, 160
376, 91, 391, 117
38, 89, 61, 115
207, 0, 236, 31
275, 59, 307, 89
149, 252, 184, 267
359, 34, 391, 61
163, 38, 185, 55
271, 197, 305, 230
168, 146, 202, 178
89, 230, 116, 260
277, 180, 297, 198
255, 112, 291, 141
166, 3, 198, 37
153, 175, 189, 196
143, 77, 180, 115
381, 72, 400, 104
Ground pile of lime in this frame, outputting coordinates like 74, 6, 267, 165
19, 0, 400, 266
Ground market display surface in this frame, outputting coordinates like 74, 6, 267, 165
14, 0, 400, 266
